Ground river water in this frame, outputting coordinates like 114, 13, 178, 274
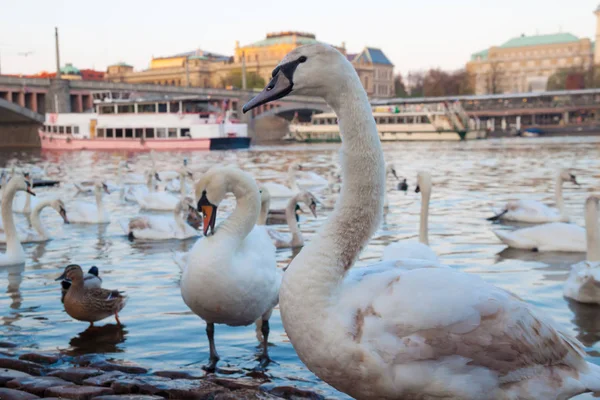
1, 136, 600, 399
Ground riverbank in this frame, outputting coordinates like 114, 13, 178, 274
0, 341, 326, 400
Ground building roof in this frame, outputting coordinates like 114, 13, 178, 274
471, 49, 489, 61
61, 63, 80, 75
352, 47, 393, 66
170, 49, 231, 62
346, 53, 357, 62
110, 62, 133, 68
243, 32, 322, 48
499, 33, 580, 48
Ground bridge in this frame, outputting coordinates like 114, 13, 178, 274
0, 97, 44, 147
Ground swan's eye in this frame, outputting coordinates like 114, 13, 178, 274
298, 56, 307, 63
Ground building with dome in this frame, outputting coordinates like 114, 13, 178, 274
466, 5, 600, 94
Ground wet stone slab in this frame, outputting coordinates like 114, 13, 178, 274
6, 376, 75, 396
0, 358, 45, 376
44, 384, 114, 399
111, 376, 229, 398
152, 370, 203, 380
18, 352, 62, 365
90, 360, 148, 375
262, 385, 326, 400
47, 367, 104, 384
82, 371, 129, 387
92, 396, 165, 400
0, 369, 32, 386
213, 389, 284, 399
0, 387, 40, 400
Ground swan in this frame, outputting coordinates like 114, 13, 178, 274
165, 167, 193, 194
0, 198, 69, 243
382, 171, 439, 263
180, 166, 281, 371
266, 191, 318, 249
260, 163, 301, 201
134, 185, 179, 212
242, 44, 600, 400
0, 176, 35, 266
488, 169, 579, 223
383, 163, 400, 209
564, 195, 600, 304
13, 174, 38, 214
119, 197, 201, 241
493, 220, 585, 252
295, 163, 329, 192
68, 181, 111, 224
124, 170, 157, 203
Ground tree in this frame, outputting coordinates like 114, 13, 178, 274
486, 61, 502, 94
420, 68, 474, 97
407, 71, 425, 97
547, 67, 600, 91
394, 74, 408, 97
220, 69, 265, 89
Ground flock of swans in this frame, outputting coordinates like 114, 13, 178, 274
2, 44, 600, 399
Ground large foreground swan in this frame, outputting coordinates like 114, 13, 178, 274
69, 181, 111, 224
0, 198, 69, 243
119, 197, 201, 241
488, 169, 579, 223
243, 44, 600, 399
382, 171, 439, 263
0, 176, 35, 266
180, 167, 281, 371
564, 195, 600, 304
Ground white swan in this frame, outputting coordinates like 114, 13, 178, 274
180, 166, 281, 371
0, 198, 69, 243
260, 163, 301, 200
124, 170, 156, 203
0, 176, 35, 266
564, 195, 600, 304
165, 167, 193, 195
119, 197, 200, 241
242, 44, 600, 400
68, 181, 111, 224
295, 164, 329, 192
493, 221, 585, 252
13, 174, 38, 214
488, 169, 579, 223
382, 171, 439, 263
266, 191, 318, 249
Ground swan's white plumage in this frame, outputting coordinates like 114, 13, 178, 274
119, 199, 199, 240
0, 176, 30, 266
134, 191, 179, 211
494, 222, 585, 252
0, 198, 67, 243
68, 181, 110, 224
12, 191, 38, 214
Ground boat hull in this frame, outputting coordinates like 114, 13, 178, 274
39, 132, 250, 151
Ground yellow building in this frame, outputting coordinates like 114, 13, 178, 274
467, 6, 600, 94
105, 32, 395, 98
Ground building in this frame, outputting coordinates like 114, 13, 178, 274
26, 64, 104, 81
467, 6, 600, 94
104, 32, 395, 98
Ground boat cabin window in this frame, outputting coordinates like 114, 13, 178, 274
52, 126, 58, 133
115, 128, 123, 138
106, 128, 114, 138
139, 104, 156, 113
74, 126, 79, 134
125, 128, 134, 138
59, 126, 64, 134
97, 128, 105, 138
146, 128, 155, 138
118, 105, 134, 114
158, 103, 168, 113
66, 126, 72, 134
168, 128, 177, 138
170, 102, 180, 113
135, 128, 144, 138
181, 128, 190, 137
101, 105, 115, 114
157, 128, 166, 138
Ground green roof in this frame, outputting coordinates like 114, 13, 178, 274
499, 33, 580, 48
61, 63, 80, 75
244, 34, 322, 48
471, 49, 489, 61
112, 62, 132, 67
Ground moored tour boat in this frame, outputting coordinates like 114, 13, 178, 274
39, 93, 251, 151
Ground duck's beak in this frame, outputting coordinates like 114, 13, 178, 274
415, 184, 421, 194
55, 271, 67, 281
242, 68, 293, 113
59, 207, 70, 224
197, 192, 217, 236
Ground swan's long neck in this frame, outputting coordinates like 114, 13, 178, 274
30, 199, 53, 239
419, 185, 431, 245
95, 189, 104, 217
147, 174, 153, 192
586, 198, 600, 262
288, 169, 299, 192
174, 201, 186, 233
217, 177, 260, 245
257, 197, 270, 226
286, 196, 303, 247
1, 184, 24, 258
285, 73, 385, 301
179, 172, 186, 199
24, 189, 31, 213
555, 175, 565, 215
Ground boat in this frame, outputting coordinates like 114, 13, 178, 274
288, 101, 487, 142
39, 92, 251, 151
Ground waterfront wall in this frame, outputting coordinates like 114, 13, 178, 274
0, 123, 41, 148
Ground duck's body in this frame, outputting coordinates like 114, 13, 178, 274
0, 198, 69, 243
181, 167, 281, 370
69, 182, 111, 224
494, 222, 585, 252
242, 44, 600, 399
57, 264, 126, 326
488, 171, 578, 223
0, 176, 35, 266
60, 266, 102, 303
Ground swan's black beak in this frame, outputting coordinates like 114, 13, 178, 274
391, 169, 399, 180
570, 174, 580, 186
415, 184, 421, 194
59, 207, 70, 224
197, 191, 217, 236
309, 201, 317, 218
155, 173, 161, 182
102, 183, 110, 194
243, 67, 293, 113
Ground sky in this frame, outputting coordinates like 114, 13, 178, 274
0, 0, 597, 77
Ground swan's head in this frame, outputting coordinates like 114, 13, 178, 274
51, 199, 69, 224
559, 169, 579, 186
297, 191, 318, 218
6, 175, 35, 196
194, 166, 259, 236
415, 171, 432, 194
386, 164, 399, 180
55, 264, 84, 283
258, 185, 271, 204
95, 181, 110, 195
243, 44, 353, 112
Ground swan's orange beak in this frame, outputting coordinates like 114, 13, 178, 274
197, 191, 217, 236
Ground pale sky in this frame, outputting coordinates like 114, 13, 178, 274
0, 0, 597, 77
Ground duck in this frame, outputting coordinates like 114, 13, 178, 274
564, 195, 600, 304
398, 178, 408, 192
56, 264, 126, 327
60, 265, 102, 303
180, 166, 281, 371
265, 191, 318, 249
0, 198, 69, 243
488, 169, 579, 223
0, 176, 35, 266
382, 171, 439, 263
242, 43, 600, 400
119, 197, 201, 241
68, 181, 111, 224
12, 173, 38, 214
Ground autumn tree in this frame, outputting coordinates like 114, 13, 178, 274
394, 74, 408, 97
220, 69, 265, 89
407, 71, 425, 97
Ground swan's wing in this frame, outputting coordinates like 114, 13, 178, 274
261, 182, 294, 198
338, 266, 586, 387
382, 241, 439, 263
505, 200, 561, 220
68, 201, 97, 221
494, 223, 585, 251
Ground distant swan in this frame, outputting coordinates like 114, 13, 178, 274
0, 176, 35, 266
0, 198, 69, 243
68, 181, 111, 224
266, 191, 318, 249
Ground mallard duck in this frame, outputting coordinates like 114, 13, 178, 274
56, 264, 126, 327
60, 265, 102, 303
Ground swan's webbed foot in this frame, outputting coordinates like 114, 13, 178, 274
202, 322, 220, 373
202, 356, 220, 373
254, 319, 273, 371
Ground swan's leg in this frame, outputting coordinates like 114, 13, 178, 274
203, 322, 220, 372
89, 322, 94, 328
257, 319, 272, 369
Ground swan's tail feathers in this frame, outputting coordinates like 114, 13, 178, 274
493, 230, 535, 250
487, 209, 508, 221
580, 361, 600, 393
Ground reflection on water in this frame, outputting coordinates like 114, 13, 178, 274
1, 136, 600, 398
